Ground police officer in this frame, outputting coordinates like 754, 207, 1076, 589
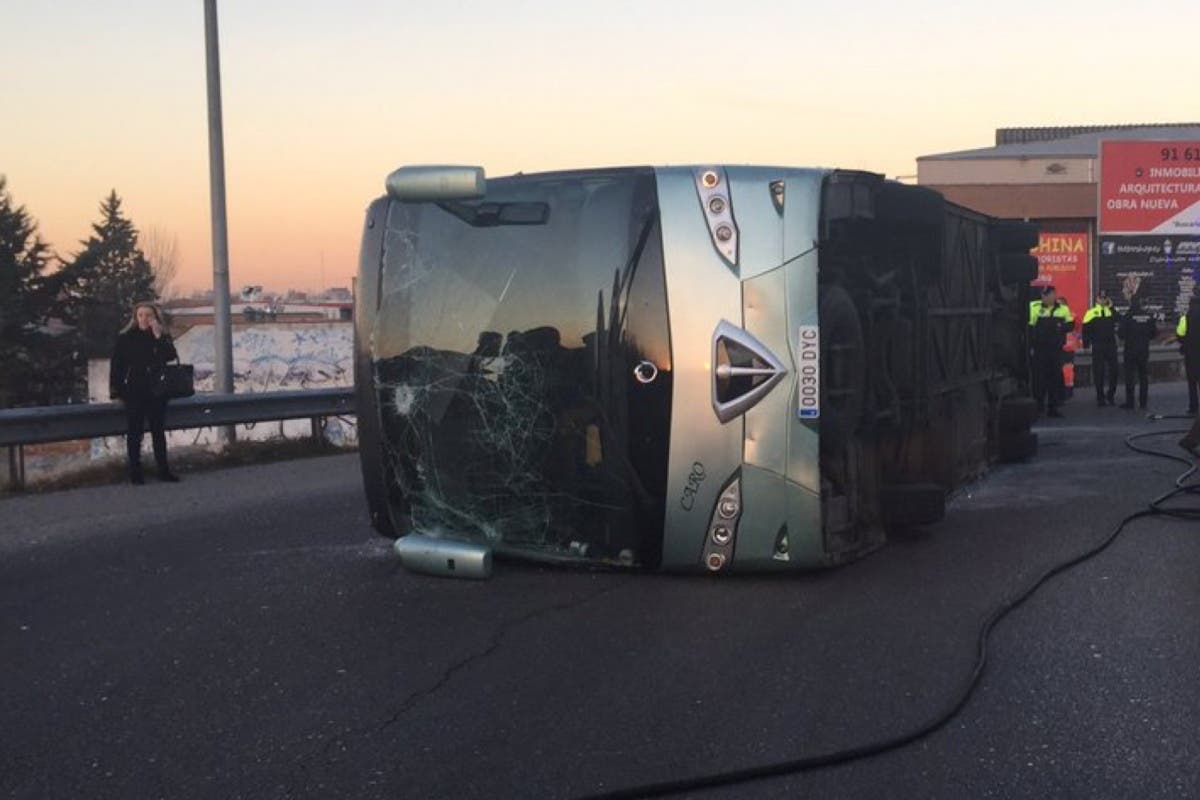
1176, 291, 1200, 415
1082, 290, 1119, 406
1118, 294, 1157, 410
1029, 286, 1073, 417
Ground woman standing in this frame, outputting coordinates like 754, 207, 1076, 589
109, 302, 180, 484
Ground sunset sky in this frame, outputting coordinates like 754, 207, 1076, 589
2, 0, 1195, 293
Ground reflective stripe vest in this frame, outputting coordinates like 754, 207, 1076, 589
1083, 305, 1114, 325
1029, 300, 1073, 350
1082, 304, 1117, 349
1029, 299, 1074, 325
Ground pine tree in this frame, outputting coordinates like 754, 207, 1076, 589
55, 191, 157, 359
0, 176, 64, 407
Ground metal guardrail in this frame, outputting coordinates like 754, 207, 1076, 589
0, 388, 356, 448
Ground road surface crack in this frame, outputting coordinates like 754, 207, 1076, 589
285, 576, 632, 793
377, 577, 631, 730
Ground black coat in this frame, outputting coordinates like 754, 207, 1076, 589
109, 328, 179, 400
1118, 307, 1157, 361
1082, 306, 1118, 351
1180, 300, 1200, 365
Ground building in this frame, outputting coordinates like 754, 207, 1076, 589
919, 123, 1200, 317
320, 287, 353, 302
161, 298, 351, 336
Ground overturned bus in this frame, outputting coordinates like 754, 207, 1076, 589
354, 165, 1039, 573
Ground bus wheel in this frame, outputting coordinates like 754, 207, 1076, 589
880, 483, 946, 527
998, 430, 1038, 463
998, 396, 1038, 433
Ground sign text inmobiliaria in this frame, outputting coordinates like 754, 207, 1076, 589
1098, 140, 1200, 319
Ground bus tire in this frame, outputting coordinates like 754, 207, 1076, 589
880, 483, 946, 527
998, 430, 1038, 463
998, 396, 1038, 433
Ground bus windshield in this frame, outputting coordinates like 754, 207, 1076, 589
371, 168, 672, 568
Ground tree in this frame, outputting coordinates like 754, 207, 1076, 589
143, 224, 180, 299
0, 176, 70, 407
55, 191, 156, 359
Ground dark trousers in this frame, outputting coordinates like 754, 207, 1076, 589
1186, 360, 1199, 412
1033, 350, 1063, 411
1092, 346, 1118, 402
125, 393, 169, 474
1124, 354, 1149, 408
1182, 413, 1200, 449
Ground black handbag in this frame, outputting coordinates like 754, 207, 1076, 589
152, 359, 195, 399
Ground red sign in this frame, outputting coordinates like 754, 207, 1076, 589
1099, 140, 1200, 234
1031, 232, 1090, 323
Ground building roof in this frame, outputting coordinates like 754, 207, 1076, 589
920, 124, 1200, 161
994, 123, 1200, 146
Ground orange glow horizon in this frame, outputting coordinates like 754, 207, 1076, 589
4, 1, 1195, 294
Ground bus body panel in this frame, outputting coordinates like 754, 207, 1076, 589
724, 167, 784, 280
742, 266, 791, 476
733, 465, 792, 571
783, 248, 822, 496
654, 167, 745, 570
655, 166, 826, 571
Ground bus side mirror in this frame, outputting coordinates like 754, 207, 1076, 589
385, 165, 486, 201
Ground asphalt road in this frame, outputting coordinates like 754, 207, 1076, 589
2, 384, 1198, 800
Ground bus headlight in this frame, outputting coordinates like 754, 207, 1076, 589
695, 167, 739, 267
702, 476, 742, 572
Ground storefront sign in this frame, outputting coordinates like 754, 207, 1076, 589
1031, 231, 1090, 322
1099, 140, 1200, 234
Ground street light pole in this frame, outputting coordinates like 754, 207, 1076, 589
203, 0, 236, 442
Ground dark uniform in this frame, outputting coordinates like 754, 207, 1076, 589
1118, 301, 1156, 410
1029, 298, 1073, 415
1082, 300, 1118, 406
1181, 413, 1200, 458
1177, 295, 1200, 415
110, 327, 179, 481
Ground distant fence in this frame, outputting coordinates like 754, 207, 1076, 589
1, 388, 355, 489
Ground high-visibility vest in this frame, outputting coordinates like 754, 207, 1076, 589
1029, 300, 1073, 351
1083, 305, 1115, 325
1029, 300, 1074, 327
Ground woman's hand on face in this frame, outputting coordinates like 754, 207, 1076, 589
150, 320, 163, 338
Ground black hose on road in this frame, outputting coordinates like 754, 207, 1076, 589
581, 421, 1200, 800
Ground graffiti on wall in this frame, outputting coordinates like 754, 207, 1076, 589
87, 322, 357, 460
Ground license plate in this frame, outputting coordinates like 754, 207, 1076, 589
797, 325, 819, 419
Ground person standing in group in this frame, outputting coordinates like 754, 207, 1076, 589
1117, 294, 1157, 410
1176, 291, 1200, 416
1082, 290, 1119, 407
1029, 286, 1074, 417
109, 302, 180, 484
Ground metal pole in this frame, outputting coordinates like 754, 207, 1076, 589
204, 0, 236, 443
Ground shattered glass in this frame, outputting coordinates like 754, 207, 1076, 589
371, 170, 671, 567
